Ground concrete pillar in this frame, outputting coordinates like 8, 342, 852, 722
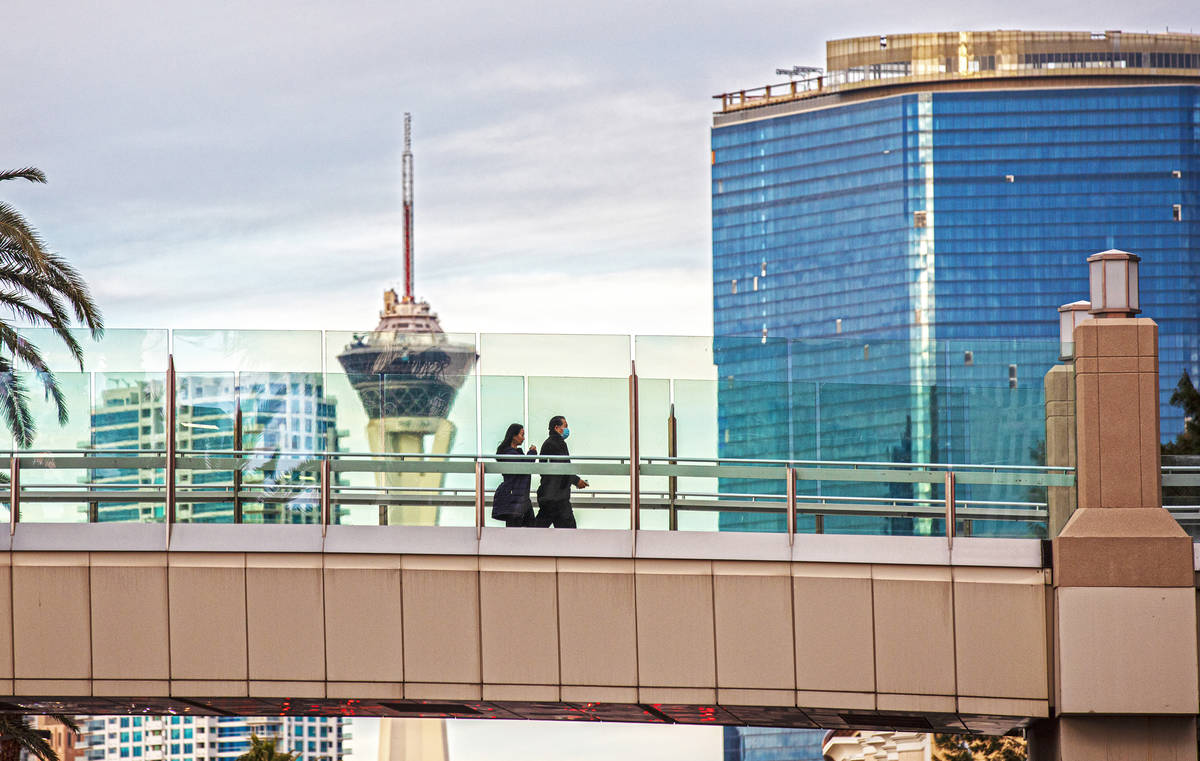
1032, 318, 1199, 761
1043, 364, 1076, 537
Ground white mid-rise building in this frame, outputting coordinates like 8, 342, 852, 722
75, 715, 345, 761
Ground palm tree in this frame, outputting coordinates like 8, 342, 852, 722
0, 167, 103, 447
237, 734, 298, 761
0, 713, 80, 761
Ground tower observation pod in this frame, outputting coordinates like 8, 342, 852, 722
336, 113, 478, 526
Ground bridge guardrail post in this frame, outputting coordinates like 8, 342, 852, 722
166, 354, 176, 539
474, 459, 485, 540
944, 471, 956, 550
629, 361, 640, 541
667, 401, 677, 531
786, 466, 795, 545
9, 454, 18, 535
320, 455, 331, 535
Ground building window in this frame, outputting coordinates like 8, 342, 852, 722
1173, 204, 1183, 221
913, 210, 927, 228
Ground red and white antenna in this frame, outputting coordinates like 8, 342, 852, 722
402, 112, 415, 303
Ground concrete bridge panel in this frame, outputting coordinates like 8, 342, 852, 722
13, 552, 90, 681
168, 553, 247, 680
247, 554, 325, 682
401, 555, 481, 686
556, 558, 637, 690
90, 552, 169, 680
635, 559, 716, 691
713, 561, 794, 692
480, 556, 559, 690
872, 565, 956, 697
793, 564, 875, 694
323, 555, 404, 683
953, 567, 1048, 701
0, 554, 11, 685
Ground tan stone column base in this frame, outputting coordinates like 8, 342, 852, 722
1029, 716, 1197, 761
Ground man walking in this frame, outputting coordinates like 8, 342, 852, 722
535, 415, 588, 528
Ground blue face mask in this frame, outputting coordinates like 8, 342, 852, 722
561, 427, 570, 439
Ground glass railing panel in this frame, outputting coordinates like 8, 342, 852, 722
16, 328, 169, 373
526, 375, 630, 529
175, 373, 237, 523
478, 333, 631, 378
17, 371, 92, 521
91, 371, 168, 522
324, 372, 375, 525
172, 330, 323, 374
1164, 456, 1200, 541
633, 336, 717, 381
480, 375, 526, 527
338, 372, 477, 527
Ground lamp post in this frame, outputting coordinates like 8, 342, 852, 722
1057, 300, 1092, 362
1086, 249, 1141, 318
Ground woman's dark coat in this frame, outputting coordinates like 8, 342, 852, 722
492, 445, 535, 521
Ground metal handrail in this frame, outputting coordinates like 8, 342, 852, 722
0, 449, 1062, 539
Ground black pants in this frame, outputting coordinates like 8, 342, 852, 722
535, 499, 577, 528
504, 510, 535, 527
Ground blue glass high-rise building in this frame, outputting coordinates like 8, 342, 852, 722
711, 30, 1200, 531
723, 727, 825, 761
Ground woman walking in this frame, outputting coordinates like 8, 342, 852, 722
492, 423, 538, 527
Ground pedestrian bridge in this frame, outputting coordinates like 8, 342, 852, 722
0, 518, 1051, 734
0, 449, 1077, 733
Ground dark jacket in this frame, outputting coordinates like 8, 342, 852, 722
491, 446, 535, 521
536, 432, 579, 504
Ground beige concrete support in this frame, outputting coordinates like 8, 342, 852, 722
1044, 364, 1077, 537
1035, 316, 1200, 761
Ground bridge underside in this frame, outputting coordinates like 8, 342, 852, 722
0, 695, 1028, 734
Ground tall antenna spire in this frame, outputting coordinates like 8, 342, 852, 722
402, 112, 414, 303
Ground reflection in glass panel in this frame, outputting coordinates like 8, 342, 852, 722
92, 372, 167, 522
20, 372, 92, 522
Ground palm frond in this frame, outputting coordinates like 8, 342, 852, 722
0, 203, 49, 271
0, 713, 60, 761
45, 714, 80, 735
0, 358, 35, 448
0, 168, 46, 184
0, 327, 64, 433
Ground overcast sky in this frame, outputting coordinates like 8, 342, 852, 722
6, 0, 1200, 758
